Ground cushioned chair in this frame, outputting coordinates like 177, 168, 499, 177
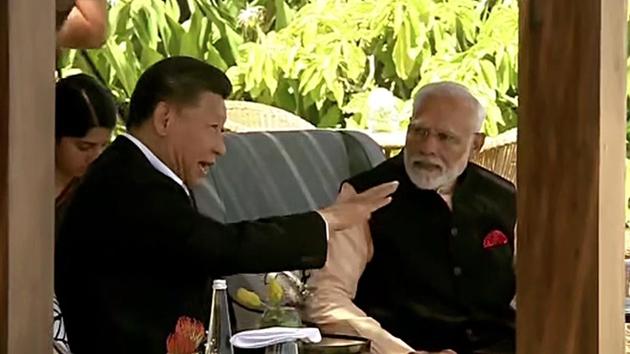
192, 130, 386, 330
225, 100, 316, 132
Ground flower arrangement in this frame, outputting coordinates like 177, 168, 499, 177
235, 272, 313, 328
166, 316, 206, 354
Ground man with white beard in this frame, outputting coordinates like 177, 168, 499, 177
305, 82, 517, 354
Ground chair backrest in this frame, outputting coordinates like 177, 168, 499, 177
192, 130, 386, 329
473, 128, 517, 184
222, 99, 517, 184
225, 100, 315, 133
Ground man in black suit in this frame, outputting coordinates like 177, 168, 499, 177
306, 82, 516, 354
55, 56, 398, 354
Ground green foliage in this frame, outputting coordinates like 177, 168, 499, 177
56, 0, 630, 226
58, 0, 519, 135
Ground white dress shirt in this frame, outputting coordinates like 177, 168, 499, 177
122, 133, 190, 196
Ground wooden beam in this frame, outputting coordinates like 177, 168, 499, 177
517, 0, 627, 353
0, 0, 55, 352
598, 0, 628, 351
0, 0, 8, 351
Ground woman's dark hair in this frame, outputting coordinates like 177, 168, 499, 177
55, 73, 117, 140
126, 56, 232, 129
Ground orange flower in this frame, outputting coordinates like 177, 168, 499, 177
166, 316, 206, 354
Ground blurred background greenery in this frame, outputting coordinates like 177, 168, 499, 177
56, 0, 630, 225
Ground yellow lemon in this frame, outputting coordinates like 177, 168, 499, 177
235, 288, 263, 309
267, 278, 284, 305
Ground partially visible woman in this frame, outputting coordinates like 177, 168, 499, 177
54, 74, 117, 354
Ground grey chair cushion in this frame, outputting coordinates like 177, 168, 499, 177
192, 129, 385, 329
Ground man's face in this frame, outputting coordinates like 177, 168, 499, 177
404, 94, 483, 190
163, 91, 227, 186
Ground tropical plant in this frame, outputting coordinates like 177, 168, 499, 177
56, 0, 630, 229
58, 0, 519, 135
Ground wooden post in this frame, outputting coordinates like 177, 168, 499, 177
517, 0, 627, 353
0, 0, 55, 352
0, 1, 8, 351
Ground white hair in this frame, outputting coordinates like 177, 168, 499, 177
412, 81, 486, 132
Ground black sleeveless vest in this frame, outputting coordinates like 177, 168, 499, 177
348, 154, 516, 354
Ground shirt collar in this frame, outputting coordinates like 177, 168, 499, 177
121, 133, 190, 196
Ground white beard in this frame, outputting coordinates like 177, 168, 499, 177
403, 149, 465, 190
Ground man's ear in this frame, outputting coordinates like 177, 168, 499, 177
471, 132, 486, 156
152, 101, 172, 137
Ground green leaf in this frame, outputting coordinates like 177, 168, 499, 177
262, 58, 278, 95
111, 1, 132, 37
131, 9, 154, 48
318, 104, 342, 128
196, 0, 243, 65
331, 82, 345, 104
497, 48, 511, 93
205, 44, 228, 71
274, 0, 294, 30
76, 50, 110, 86
393, 2, 404, 36
197, 17, 211, 55
140, 46, 164, 68
250, 84, 267, 100
102, 40, 136, 96
298, 64, 317, 93
123, 42, 141, 84
322, 49, 340, 91
479, 59, 498, 90
162, 16, 186, 56
392, 18, 414, 80
140, 2, 161, 48
225, 66, 243, 95
486, 102, 505, 130
483, 118, 499, 137
274, 80, 297, 113
302, 69, 323, 95
342, 42, 367, 80
164, 0, 181, 21
344, 117, 362, 129
251, 48, 266, 86
301, 90, 315, 112
312, 87, 327, 111
341, 90, 369, 115
179, 10, 203, 58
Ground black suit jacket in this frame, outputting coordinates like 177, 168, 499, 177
55, 136, 327, 354
349, 154, 516, 354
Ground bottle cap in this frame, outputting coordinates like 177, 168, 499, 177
213, 279, 227, 290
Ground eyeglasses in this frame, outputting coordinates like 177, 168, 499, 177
407, 124, 481, 148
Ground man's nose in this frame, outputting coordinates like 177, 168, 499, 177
418, 134, 440, 155
214, 137, 226, 156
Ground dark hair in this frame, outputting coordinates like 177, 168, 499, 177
55, 74, 118, 140
126, 56, 232, 129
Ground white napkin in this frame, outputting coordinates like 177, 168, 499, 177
230, 327, 322, 349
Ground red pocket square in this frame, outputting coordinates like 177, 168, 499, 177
483, 230, 508, 249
